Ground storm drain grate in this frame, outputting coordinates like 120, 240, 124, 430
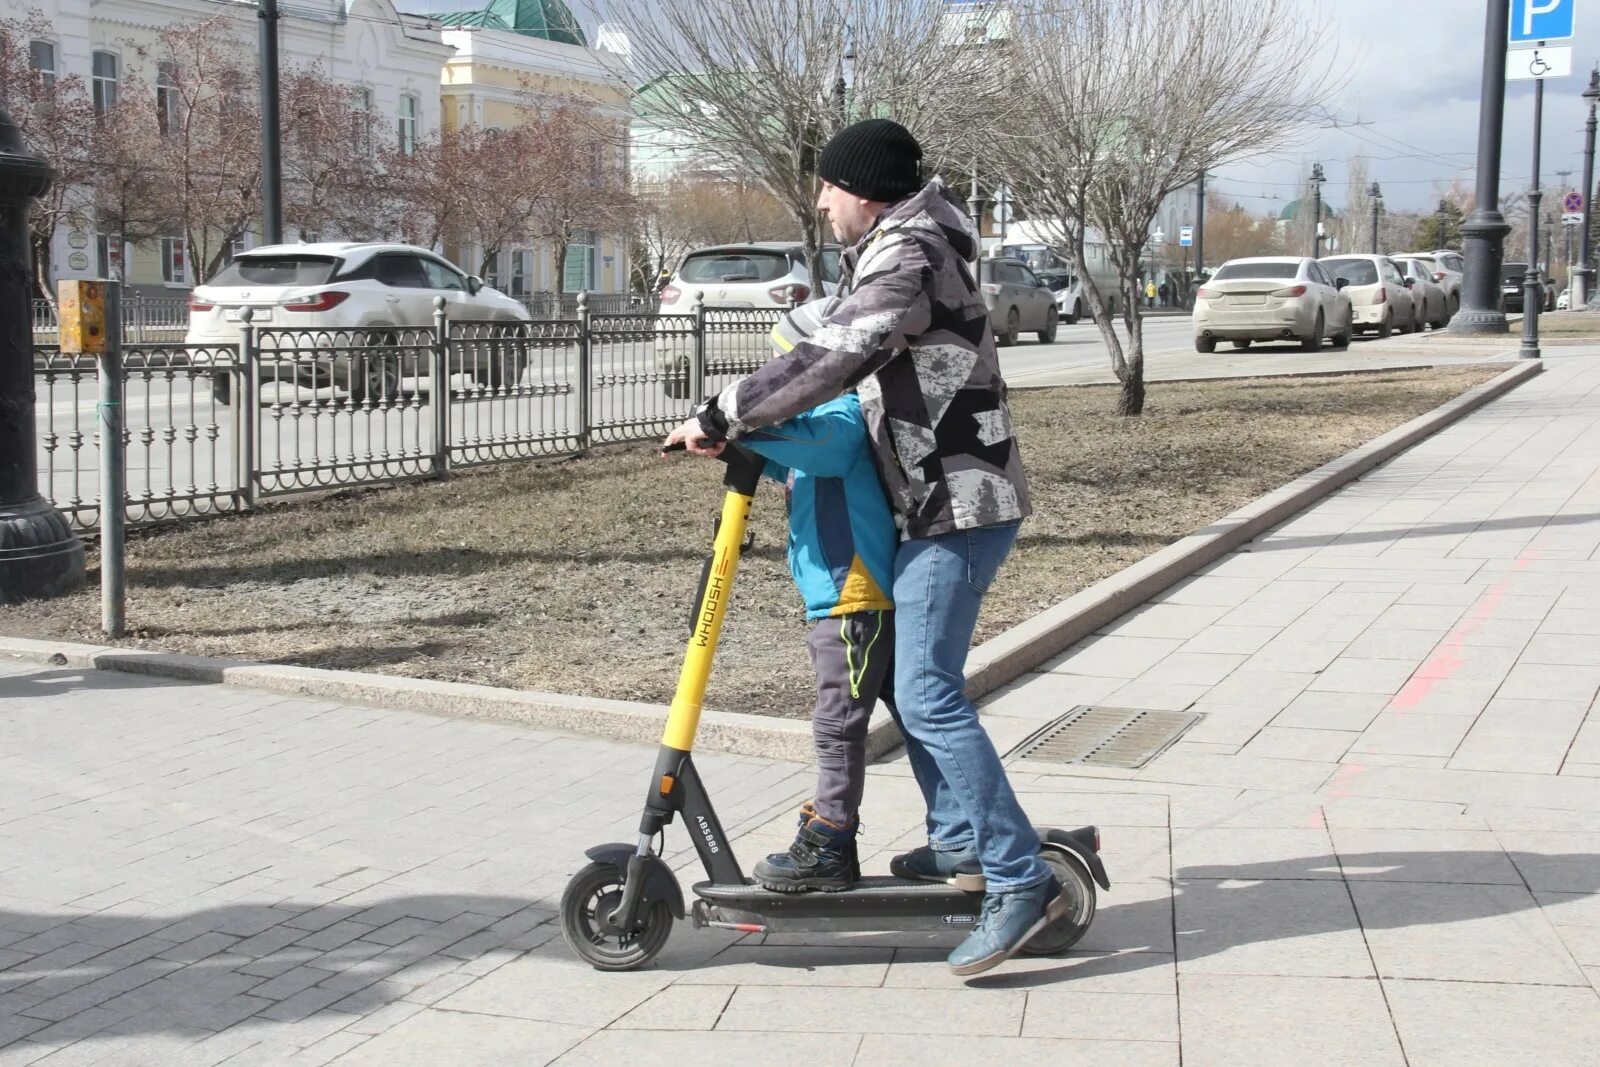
1007, 706, 1200, 769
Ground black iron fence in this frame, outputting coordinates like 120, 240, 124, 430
34, 296, 781, 534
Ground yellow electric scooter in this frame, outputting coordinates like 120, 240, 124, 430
558, 442, 1108, 971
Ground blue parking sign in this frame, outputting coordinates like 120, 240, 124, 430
1510, 0, 1576, 43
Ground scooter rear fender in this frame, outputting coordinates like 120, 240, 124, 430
585, 843, 686, 919
1042, 826, 1112, 890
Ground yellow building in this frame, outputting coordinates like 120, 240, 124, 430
429, 0, 631, 295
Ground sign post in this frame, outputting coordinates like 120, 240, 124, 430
59, 279, 125, 635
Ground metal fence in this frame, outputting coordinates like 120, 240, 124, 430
518, 291, 659, 319
34, 298, 782, 534
32, 295, 192, 342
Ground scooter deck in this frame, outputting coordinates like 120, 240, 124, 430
693, 876, 982, 932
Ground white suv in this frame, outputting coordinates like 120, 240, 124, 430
186, 242, 531, 402
655, 242, 842, 398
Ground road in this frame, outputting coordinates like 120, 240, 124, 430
35, 315, 1512, 527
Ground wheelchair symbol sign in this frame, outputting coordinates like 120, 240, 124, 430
1507, 45, 1572, 81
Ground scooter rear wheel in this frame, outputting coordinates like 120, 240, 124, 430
1019, 848, 1098, 956
560, 861, 674, 971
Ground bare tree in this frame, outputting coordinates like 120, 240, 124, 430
1, 10, 98, 301
281, 65, 385, 242
989, 0, 1343, 415
527, 102, 633, 294
630, 172, 795, 291
600, 0, 1010, 286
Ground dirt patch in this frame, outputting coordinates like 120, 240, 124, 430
4, 366, 1505, 718
1530, 310, 1600, 339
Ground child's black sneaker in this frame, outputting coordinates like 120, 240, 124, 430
754, 805, 859, 893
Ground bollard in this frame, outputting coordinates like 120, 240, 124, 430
690, 289, 706, 406
432, 296, 450, 477
575, 290, 591, 451
99, 286, 125, 636
0, 109, 84, 603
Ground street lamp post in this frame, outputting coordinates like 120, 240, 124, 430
1520, 77, 1545, 360
1452, 0, 1512, 333
258, 0, 283, 245
1369, 182, 1383, 253
1309, 162, 1325, 258
1194, 171, 1206, 280
0, 109, 85, 602
1576, 67, 1599, 308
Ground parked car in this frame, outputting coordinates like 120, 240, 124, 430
1034, 267, 1085, 324
655, 242, 841, 398
1500, 262, 1556, 313
186, 242, 531, 403
1393, 256, 1450, 330
1404, 251, 1463, 317
1192, 256, 1352, 353
1319, 254, 1417, 336
1558, 287, 1572, 311
979, 256, 1059, 345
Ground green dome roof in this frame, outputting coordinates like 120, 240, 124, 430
1279, 198, 1337, 222
426, 0, 587, 45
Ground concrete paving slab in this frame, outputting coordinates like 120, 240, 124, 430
715, 986, 1023, 1036
1177, 974, 1404, 1067
1241, 727, 1360, 762
329, 1010, 590, 1066
1271, 690, 1391, 731
1449, 698, 1590, 774
550, 1031, 860, 1067
854, 1033, 1177, 1067
1172, 879, 1374, 977
1327, 828, 1523, 883
882, 949, 1176, 994
1038, 635, 1184, 679
1381, 978, 1600, 1067
1350, 881, 1588, 985
1022, 989, 1177, 1042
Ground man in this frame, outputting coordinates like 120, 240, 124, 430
663, 118, 1064, 976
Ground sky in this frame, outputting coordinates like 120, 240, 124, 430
399, 0, 1600, 216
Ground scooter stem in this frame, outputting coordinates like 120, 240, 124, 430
659, 444, 764, 753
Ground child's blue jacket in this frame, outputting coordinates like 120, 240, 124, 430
740, 395, 897, 620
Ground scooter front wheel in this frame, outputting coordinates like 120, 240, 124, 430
1020, 848, 1098, 956
560, 861, 674, 971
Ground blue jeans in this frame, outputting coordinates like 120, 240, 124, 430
886, 522, 1049, 892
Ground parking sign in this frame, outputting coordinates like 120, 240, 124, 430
1178, 226, 1193, 247
1510, 0, 1576, 44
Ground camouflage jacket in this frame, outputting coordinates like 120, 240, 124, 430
710, 179, 1031, 539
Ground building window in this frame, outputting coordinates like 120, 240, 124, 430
352, 86, 373, 154
92, 51, 118, 114
563, 234, 594, 293
397, 94, 417, 155
161, 237, 187, 285
509, 249, 529, 297
29, 41, 55, 92
156, 62, 178, 134
96, 234, 123, 280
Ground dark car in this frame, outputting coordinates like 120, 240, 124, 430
1500, 262, 1553, 313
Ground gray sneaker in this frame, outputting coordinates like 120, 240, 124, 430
889, 844, 985, 892
947, 877, 1068, 976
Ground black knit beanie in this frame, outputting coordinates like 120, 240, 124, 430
817, 118, 923, 203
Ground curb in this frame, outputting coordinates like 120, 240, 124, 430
1, 360, 1542, 759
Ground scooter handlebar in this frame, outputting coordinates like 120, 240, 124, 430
660, 438, 762, 494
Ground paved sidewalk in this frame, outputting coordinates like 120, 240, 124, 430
3, 348, 1600, 1065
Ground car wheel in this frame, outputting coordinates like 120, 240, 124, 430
1065, 299, 1080, 325
209, 372, 232, 406
1231, 339, 1252, 350
1037, 308, 1058, 344
1330, 316, 1352, 349
350, 329, 404, 403
662, 355, 692, 400
999, 308, 1020, 347
1376, 312, 1392, 339
1300, 311, 1324, 352
1195, 335, 1216, 353
472, 324, 522, 391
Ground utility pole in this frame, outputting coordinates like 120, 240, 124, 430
1194, 171, 1206, 280
1369, 182, 1382, 253
1309, 162, 1325, 258
258, 0, 283, 245
1452, 0, 1511, 333
1520, 77, 1544, 360
1576, 68, 1599, 308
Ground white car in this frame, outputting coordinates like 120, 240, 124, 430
1192, 256, 1353, 353
655, 242, 841, 398
1405, 250, 1464, 317
1319, 254, 1417, 337
186, 242, 531, 402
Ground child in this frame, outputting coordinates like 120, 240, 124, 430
734, 305, 898, 893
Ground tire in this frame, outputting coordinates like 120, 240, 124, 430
1195, 335, 1216, 353
1330, 317, 1352, 350
1037, 308, 1058, 344
1376, 312, 1392, 339
1300, 311, 1324, 352
560, 862, 674, 972
209, 372, 232, 406
1231, 339, 1252, 350
1018, 848, 1098, 956
349, 329, 403, 403
999, 308, 1020, 347
1064, 299, 1080, 325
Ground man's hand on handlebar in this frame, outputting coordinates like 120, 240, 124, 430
663, 418, 726, 459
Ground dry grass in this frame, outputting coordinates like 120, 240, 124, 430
3, 365, 1505, 717
1532, 310, 1600, 338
